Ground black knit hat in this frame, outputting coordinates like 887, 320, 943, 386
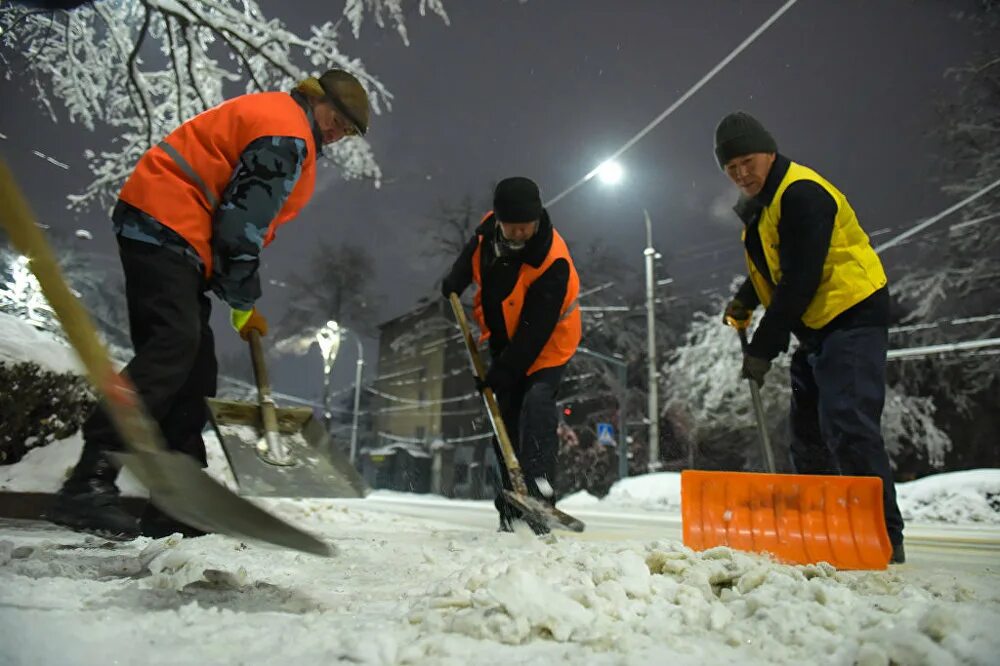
714, 111, 778, 168
493, 177, 543, 223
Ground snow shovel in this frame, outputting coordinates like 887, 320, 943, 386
680, 325, 892, 570
0, 157, 333, 557
448, 293, 584, 533
207, 331, 366, 498
738, 327, 777, 473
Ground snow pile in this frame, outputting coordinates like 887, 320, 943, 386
897, 470, 1000, 524
602, 472, 682, 511
411, 538, 1000, 664
0, 433, 88, 493
0, 311, 81, 374
557, 490, 602, 508
0, 429, 235, 496
558, 472, 682, 512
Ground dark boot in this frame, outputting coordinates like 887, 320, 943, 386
890, 542, 906, 565
140, 502, 206, 539
48, 454, 140, 540
496, 494, 517, 533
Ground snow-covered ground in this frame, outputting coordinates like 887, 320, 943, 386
2, 500, 1000, 666
4, 312, 1000, 664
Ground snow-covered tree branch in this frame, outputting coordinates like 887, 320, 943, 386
885, 3, 999, 469
0, 0, 450, 210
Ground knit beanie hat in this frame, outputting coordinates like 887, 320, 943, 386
493, 177, 543, 223
714, 111, 777, 168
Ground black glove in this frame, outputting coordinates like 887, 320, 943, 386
441, 276, 462, 300
741, 354, 771, 386
722, 298, 753, 329
478, 362, 518, 395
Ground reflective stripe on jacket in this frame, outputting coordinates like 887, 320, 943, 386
118, 92, 318, 278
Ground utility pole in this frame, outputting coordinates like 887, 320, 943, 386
348, 331, 364, 466
643, 209, 661, 471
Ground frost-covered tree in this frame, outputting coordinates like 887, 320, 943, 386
0, 249, 54, 329
0, 0, 449, 209
274, 240, 378, 345
420, 194, 487, 263
662, 298, 951, 475
887, 1, 999, 469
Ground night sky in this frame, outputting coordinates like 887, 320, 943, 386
0, 0, 991, 399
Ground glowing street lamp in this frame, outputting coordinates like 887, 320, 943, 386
595, 159, 624, 186
315, 320, 365, 464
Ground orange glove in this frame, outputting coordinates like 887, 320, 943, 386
231, 307, 268, 340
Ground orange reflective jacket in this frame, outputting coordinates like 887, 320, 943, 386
471, 213, 581, 375
118, 92, 318, 276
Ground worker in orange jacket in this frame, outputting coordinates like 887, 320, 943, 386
49, 70, 370, 540
442, 177, 582, 533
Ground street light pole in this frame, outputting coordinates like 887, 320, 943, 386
316, 320, 365, 465
348, 334, 364, 466
643, 209, 661, 471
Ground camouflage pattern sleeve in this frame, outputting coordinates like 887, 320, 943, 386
210, 135, 308, 310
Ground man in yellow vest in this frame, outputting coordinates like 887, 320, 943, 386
441, 177, 582, 534
715, 111, 905, 564
47, 70, 369, 540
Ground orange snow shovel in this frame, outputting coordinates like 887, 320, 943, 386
680, 326, 892, 570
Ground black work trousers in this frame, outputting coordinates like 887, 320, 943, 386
492, 364, 564, 522
788, 326, 904, 546
67, 237, 217, 486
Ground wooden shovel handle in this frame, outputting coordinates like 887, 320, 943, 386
448, 293, 528, 496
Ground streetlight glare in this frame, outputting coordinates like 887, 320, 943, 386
596, 160, 624, 186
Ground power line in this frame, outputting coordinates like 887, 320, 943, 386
889, 313, 1000, 335
376, 431, 492, 445
365, 385, 478, 405
887, 337, 1000, 360
875, 176, 1000, 254
544, 0, 800, 208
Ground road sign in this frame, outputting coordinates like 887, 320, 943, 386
597, 422, 615, 447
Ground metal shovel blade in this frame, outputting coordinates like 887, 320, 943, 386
112, 449, 334, 557
681, 470, 892, 570
504, 490, 585, 533
207, 398, 367, 498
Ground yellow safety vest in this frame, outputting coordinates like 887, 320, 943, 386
745, 161, 887, 329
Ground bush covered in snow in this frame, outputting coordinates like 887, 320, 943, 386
897, 469, 1000, 524
0, 361, 95, 465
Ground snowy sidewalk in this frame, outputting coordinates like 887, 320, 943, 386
2, 498, 999, 666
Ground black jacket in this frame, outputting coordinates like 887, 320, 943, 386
735, 154, 889, 360
442, 210, 570, 377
